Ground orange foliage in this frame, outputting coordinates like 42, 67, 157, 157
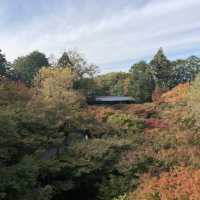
161, 83, 189, 104
81, 106, 114, 122
130, 167, 200, 200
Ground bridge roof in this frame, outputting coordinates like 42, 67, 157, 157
95, 96, 134, 102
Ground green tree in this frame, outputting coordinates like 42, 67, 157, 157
171, 56, 200, 87
58, 50, 97, 78
150, 48, 171, 89
0, 49, 6, 75
94, 72, 129, 96
128, 61, 155, 102
111, 80, 126, 96
58, 52, 73, 68
13, 51, 49, 85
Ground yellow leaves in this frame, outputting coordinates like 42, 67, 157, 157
30, 67, 85, 118
34, 67, 76, 90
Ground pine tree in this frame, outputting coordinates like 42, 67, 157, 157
150, 48, 171, 89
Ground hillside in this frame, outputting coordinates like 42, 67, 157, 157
79, 83, 200, 200
1, 49, 200, 200
1, 1, 200, 199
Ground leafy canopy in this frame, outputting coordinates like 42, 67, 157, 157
129, 61, 155, 102
13, 51, 49, 84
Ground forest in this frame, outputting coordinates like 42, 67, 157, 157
1, 48, 200, 200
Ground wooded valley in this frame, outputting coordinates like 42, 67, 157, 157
1, 48, 200, 200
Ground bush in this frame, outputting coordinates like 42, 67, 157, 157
112, 194, 128, 200
107, 113, 144, 134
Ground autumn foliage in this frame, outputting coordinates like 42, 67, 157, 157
161, 83, 189, 104
130, 167, 200, 200
0, 77, 32, 105
82, 106, 115, 122
144, 119, 168, 129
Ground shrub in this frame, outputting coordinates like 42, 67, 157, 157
82, 106, 114, 122
112, 194, 128, 200
107, 113, 144, 134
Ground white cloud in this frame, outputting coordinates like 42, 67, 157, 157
0, 0, 200, 72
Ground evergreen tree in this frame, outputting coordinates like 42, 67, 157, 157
58, 50, 97, 78
58, 52, 73, 68
0, 49, 6, 75
150, 48, 171, 89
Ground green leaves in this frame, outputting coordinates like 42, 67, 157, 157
150, 48, 172, 89
13, 51, 49, 85
94, 72, 129, 96
129, 61, 155, 102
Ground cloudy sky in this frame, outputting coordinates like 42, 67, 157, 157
0, 0, 200, 72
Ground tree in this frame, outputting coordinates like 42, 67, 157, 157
13, 51, 49, 85
58, 50, 98, 78
58, 52, 73, 68
0, 49, 7, 75
128, 61, 155, 102
111, 79, 127, 96
171, 56, 200, 87
94, 72, 129, 96
32, 67, 85, 131
150, 48, 172, 89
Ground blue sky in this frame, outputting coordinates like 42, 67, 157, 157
0, 0, 200, 73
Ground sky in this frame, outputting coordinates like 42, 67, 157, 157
0, 0, 200, 73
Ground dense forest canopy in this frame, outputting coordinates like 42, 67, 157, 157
1, 48, 200, 200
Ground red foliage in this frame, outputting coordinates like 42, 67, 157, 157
144, 119, 168, 129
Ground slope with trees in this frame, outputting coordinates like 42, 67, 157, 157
1, 48, 200, 200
